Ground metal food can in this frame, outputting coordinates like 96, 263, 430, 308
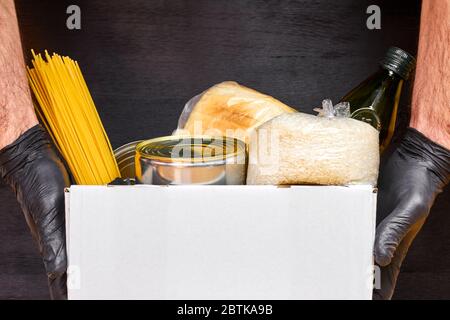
114, 140, 143, 179
135, 136, 247, 185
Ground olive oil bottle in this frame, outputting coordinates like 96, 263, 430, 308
340, 47, 416, 151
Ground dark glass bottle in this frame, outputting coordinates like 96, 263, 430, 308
340, 47, 416, 151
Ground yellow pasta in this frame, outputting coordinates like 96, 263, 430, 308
27, 50, 121, 185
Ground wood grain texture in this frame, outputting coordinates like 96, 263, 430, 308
0, 0, 448, 299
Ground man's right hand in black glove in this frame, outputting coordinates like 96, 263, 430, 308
1, 0, 70, 300
0, 125, 70, 299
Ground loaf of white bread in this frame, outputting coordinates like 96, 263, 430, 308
247, 112, 380, 186
176, 81, 297, 142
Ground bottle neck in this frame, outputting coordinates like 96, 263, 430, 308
379, 64, 407, 81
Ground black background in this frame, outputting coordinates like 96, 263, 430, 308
0, 0, 449, 299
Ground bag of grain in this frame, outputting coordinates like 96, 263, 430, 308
247, 100, 380, 186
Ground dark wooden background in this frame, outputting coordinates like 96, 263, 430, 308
0, 0, 449, 299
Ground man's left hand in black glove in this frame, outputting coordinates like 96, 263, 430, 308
373, 128, 450, 299
373, 0, 450, 299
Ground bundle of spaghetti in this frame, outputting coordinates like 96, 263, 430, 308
27, 50, 120, 185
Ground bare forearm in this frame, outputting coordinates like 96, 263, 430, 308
0, 0, 37, 150
410, 0, 450, 150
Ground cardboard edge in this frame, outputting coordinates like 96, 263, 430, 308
64, 188, 72, 299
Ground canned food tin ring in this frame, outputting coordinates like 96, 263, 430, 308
135, 135, 247, 185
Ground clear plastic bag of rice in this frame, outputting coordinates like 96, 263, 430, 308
246, 100, 380, 186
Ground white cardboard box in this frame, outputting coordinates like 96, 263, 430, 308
65, 185, 376, 300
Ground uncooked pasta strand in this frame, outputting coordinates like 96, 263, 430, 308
27, 51, 121, 185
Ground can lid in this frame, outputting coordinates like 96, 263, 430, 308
136, 135, 246, 163
380, 47, 416, 80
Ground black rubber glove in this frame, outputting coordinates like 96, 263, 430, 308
0, 125, 70, 300
373, 127, 450, 299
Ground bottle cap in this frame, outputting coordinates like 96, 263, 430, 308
380, 47, 416, 80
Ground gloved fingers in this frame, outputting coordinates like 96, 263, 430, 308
374, 196, 429, 267
19, 156, 68, 274
40, 211, 67, 275
372, 264, 396, 300
374, 211, 412, 266
48, 271, 67, 300
20, 204, 67, 274
373, 218, 426, 299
